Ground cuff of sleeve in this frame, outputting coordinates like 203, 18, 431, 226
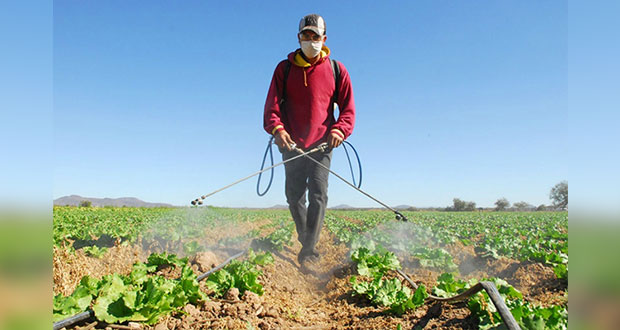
271, 125, 284, 135
330, 128, 345, 139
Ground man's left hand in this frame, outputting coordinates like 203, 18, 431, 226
328, 131, 343, 149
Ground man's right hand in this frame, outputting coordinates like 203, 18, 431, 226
274, 129, 295, 151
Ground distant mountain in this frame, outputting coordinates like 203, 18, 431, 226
394, 205, 415, 210
330, 204, 356, 209
54, 195, 174, 208
268, 204, 288, 209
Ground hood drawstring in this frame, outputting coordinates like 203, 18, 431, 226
303, 68, 308, 87
292, 47, 331, 88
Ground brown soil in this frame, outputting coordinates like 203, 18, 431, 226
53, 244, 145, 296
54, 217, 566, 329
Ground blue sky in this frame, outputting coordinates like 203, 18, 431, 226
1, 0, 52, 209
50, 1, 569, 208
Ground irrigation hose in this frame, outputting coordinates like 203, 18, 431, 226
54, 249, 249, 330
395, 269, 521, 330
53, 310, 94, 330
196, 249, 246, 281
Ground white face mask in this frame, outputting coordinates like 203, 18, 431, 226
300, 40, 323, 58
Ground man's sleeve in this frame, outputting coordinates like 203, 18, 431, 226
331, 62, 355, 140
263, 61, 286, 136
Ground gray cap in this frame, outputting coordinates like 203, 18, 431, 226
299, 14, 326, 36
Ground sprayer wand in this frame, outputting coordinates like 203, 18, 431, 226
291, 146, 409, 222
191, 140, 408, 222
190, 143, 328, 205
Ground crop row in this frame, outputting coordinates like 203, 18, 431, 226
348, 244, 568, 329
325, 211, 568, 278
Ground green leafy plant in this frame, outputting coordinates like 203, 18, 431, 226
183, 240, 204, 255
205, 249, 273, 297
53, 253, 206, 325
146, 252, 188, 268
349, 244, 426, 315
351, 276, 428, 315
350, 245, 400, 278
410, 246, 458, 271
432, 272, 475, 298
433, 273, 568, 330
53, 276, 99, 322
255, 221, 294, 251
83, 245, 108, 258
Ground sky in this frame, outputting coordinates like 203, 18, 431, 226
0, 1, 615, 212
568, 0, 620, 214
1, 0, 53, 210
46, 0, 574, 209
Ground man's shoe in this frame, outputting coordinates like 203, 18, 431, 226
306, 254, 320, 263
298, 247, 320, 264
297, 251, 309, 265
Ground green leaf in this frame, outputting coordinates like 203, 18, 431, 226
79, 275, 101, 295
206, 269, 234, 297
412, 284, 428, 306
521, 315, 546, 330
83, 245, 108, 258
553, 263, 568, 279
52, 275, 104, 322
351, 246, 400, 278
130, 262, 156, 285
247, 249, 274, 266
146, 252, 188, 268
183, 240, 204, 255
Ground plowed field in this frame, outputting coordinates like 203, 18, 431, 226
53, 208, 567, 330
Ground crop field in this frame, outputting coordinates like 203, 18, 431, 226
53, 206, 567, 329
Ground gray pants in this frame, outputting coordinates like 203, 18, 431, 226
281, 149, 332, 256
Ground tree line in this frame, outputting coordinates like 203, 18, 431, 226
445, 181, 567, 212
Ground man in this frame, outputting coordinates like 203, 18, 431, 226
263, 14, 355, 267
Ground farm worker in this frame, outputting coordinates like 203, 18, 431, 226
263, 14, 356, 267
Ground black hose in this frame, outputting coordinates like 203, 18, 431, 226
53, 310, 93, 330
395, 269, 521, 330
196, 249, 246, 281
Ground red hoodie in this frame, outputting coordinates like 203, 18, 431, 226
263, 46, 355, 150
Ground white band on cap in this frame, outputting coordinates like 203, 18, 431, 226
299, 15, 326, 35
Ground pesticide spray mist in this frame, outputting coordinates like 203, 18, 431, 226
358, 219, 468, 277
140, 206, 257, 269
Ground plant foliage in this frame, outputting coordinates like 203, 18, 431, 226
205, 249, 273, 297
53, 253, 205, 325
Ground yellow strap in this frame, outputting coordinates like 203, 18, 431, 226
272, 125, 284, 135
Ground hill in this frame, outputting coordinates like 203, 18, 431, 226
53, 195, 174, 208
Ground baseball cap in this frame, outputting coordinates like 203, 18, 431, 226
299, 14, 326, 36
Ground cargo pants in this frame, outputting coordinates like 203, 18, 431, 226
281, 148, 332, 260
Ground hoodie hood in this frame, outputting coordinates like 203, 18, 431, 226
288, 45, 331, 67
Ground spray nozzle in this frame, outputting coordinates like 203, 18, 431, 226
394, 211, 408, 222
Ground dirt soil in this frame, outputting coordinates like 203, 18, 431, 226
54, 217, 566, 330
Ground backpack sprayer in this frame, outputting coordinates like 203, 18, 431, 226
190, 138, 408, 222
